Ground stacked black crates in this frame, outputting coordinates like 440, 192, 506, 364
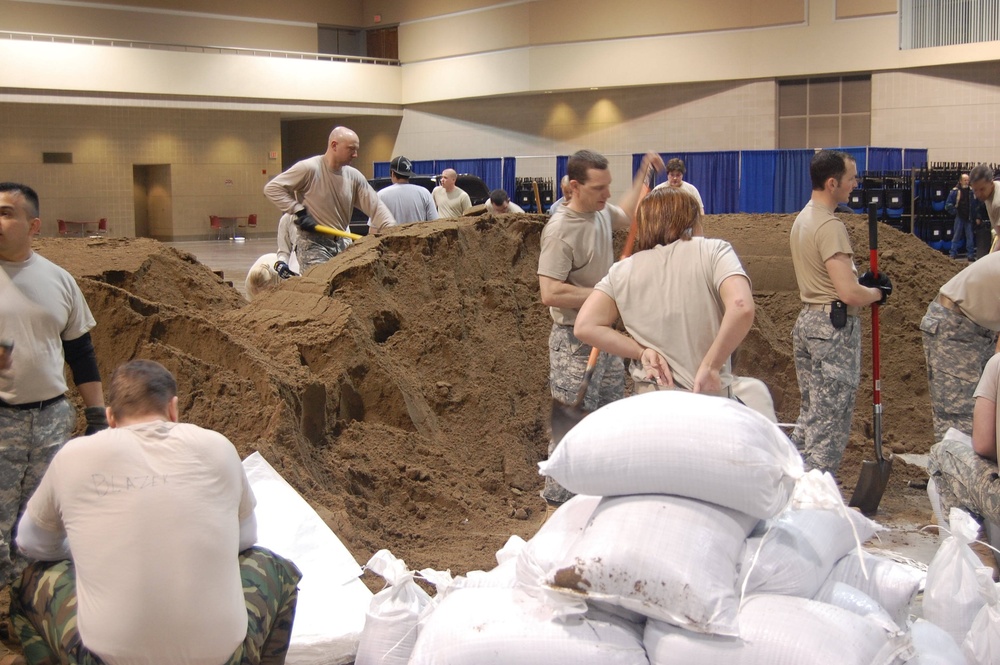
847, 170, 912, 233
913, 162, 997, 258
515, 177, 555, 213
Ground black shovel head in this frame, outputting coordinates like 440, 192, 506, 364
848, 455, 893, 516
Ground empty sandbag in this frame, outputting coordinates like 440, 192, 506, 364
822, 550, 924, 628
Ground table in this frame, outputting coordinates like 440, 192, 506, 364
62, 220, 99, 237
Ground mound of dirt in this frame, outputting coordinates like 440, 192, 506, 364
33, 212, 964, 576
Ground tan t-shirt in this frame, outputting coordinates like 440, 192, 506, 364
984, 180, 1000, 234
538, 203, 630, 326
790, 200, 857, 304
595, 238, 748, 390
432, 186, 472, 218
975, 353, 1000, 446
27, 421, 255, 665
0, 252, 96, 404
939, 251, 1000, 330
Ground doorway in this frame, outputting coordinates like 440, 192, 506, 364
133, 165, 172, 239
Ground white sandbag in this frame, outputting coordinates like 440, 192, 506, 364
540, 494, 757, 635
812, 582, 900, 633
740, 506, 880, 598
962, 580, 1000, 665
824, 549, 924, 627
517, 494, 601, 588
354, 550, 431, 665
538, 391, 803, 519
408, 587, 648, 665
644, 594, 911, 665
909, 618, 968, 665
925, 508, 995, 646
242, 452, 372, 665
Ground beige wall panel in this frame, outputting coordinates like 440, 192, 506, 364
278, 116, 403, 178
0, 103, 280, 240
0, 1, 317, 52
398, 4, 530, 63
871, 63, 1000, 164
393, 79, 776, 199
56, 0, 362, 25
0, 40, 402, 105
837, 0, 896, 19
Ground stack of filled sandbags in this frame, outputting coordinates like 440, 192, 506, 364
401, 393, 935, 663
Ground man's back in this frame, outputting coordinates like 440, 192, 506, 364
378, 183, 439, 225
27, 421, 252, 664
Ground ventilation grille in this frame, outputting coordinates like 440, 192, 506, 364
901, 0, 1000, 49
42, 152, 72, 164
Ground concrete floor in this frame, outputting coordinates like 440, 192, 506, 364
166, 237, 275, 300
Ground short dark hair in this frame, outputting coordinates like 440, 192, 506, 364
108, 360, 177, 420
0, 182, 40, 218
567, 150, 609, 185
970, 164, 994, 185
665, 158, 686, 174
810, 150, 854, 191
489, 189, 510, 206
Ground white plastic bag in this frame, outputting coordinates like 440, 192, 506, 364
908, 618, 967, 665
541, 494, 757, 635
354, 550, 431, 665
823, 549, 924, 627
644, 594, 909, 665
962, 580, 1000, 665
538, 391, 803, 519
924, 508, 994, 646
408, 587, 648, 665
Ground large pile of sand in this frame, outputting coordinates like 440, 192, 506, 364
34, 211, 963, 575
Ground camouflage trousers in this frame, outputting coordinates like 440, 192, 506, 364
0, 397, 75, 586
294, 231, 352, 272
928, 437, 1000, 524
543, 323, 624, 504
9, 546, 302, 665
920, 301, 997, 441
791, 309, 861, 475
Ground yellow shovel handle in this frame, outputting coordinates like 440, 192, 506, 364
313, 225, 362, 241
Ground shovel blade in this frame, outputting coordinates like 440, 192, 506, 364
848, 456, 893, 516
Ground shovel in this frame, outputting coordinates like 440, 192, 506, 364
314, 225, 363, 241
848, 203, 893, 516
549, 170, 653, 437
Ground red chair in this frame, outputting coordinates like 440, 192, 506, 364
210, 215, 223, 240
97, 218, 108, 235
247, 214, 257, 229
57, 220, 68, 236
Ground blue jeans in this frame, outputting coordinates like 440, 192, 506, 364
950, 216, 975, 260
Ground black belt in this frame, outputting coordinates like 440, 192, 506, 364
0, 395, 66, 411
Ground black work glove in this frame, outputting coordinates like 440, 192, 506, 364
859, 271, 892, 305
84, 406, 109, 435
274, 261, 298, 279
294, 208, 318, 233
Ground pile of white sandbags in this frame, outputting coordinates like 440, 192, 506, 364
357, 392, 984, 664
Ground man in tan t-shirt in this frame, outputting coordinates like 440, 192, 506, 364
789, 150, 891, 475
921, 252, 1000, 440
537, 148, 663, 504
432, 169, 472, 218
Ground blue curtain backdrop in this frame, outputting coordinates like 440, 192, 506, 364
868, 148, 903, 172
773, 150, 814, 213
435, 159, 503, 190
555, 156, 569, 197
502, 157, 516, 200
826, 146, 868, 174
633, 152, 739, 213
411, 160, 437, 177
374, 162, 389, 178
903, 149, 928, 171
739, 151, 778, 213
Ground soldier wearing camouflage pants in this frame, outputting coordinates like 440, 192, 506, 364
0, 183, 108, 594
11, 360, 301, 663
789, 152, 890, 475
921, 252, 1000, 441
537, 149, 664, 504
928, 352, 1000, 526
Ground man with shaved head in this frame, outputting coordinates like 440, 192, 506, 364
432, 168, 472, 218
264, 125, 397, 271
